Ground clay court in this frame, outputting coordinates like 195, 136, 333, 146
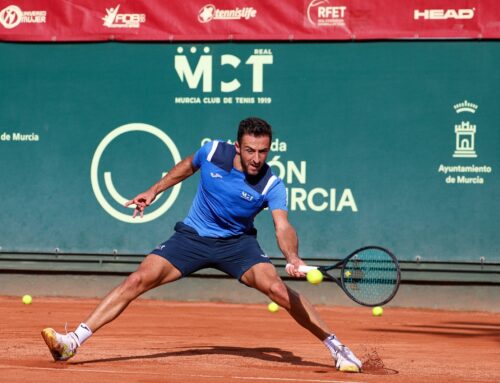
1, 296, 498, 383
1, 2, 499, 383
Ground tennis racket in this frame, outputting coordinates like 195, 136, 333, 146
294, 246, 401, 307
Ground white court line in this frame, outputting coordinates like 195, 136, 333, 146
234, 377, 364, 383
0, 364, 364, 383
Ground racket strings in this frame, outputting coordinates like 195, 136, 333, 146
342, 248, 399, 306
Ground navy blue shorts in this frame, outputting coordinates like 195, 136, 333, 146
151, 222, 272, 281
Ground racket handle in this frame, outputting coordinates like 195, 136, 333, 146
297, 265, 318, 273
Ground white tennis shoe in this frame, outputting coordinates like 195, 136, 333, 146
41, 328, 79, 361
324, 335, 362, 373
331, 343, 362, 372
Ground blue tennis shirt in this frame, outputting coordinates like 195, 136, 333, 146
183, 140, 287, 238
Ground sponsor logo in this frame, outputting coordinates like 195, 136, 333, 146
438, 100, 494, 186
79, 324, 91, 332
414, 9, 475, 20
210, 172, 223, 178
452, 100, 479, 158
173, 46, 274, 105
240, 191, 254, 202
103, 4, 146, 29
260, 254, 269, 259
198, 4, 257, 23
0, 5, 46, 29
91, 123, 181, 223
307, 0, 347, 27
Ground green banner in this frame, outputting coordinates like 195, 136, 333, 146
1, 42, 498, 262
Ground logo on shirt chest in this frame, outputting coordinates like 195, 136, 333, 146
210, 172, 223, 179
240, 191, 254, 202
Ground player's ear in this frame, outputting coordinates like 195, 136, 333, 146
234, 140, 241, 154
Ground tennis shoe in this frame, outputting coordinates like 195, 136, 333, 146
41, 328, 79, 361
332, 344, 362, 372
325, 336, 362, 373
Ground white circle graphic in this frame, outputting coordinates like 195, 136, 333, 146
91, 123, 182, 223
0, 5, 23, 29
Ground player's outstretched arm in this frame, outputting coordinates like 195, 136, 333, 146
125, 154, 198, 218
271, 209, 306, 277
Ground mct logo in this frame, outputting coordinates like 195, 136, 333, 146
174, 46, 273, 93
90, 123, 181, 223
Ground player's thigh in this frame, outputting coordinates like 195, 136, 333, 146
241, 262, 283, 293
133, 254, 182, 288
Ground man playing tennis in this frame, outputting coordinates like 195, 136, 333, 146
41, 117, 362, 372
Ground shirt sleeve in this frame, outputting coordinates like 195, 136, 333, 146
265, 178, 288, 211
192, 141, 214, 168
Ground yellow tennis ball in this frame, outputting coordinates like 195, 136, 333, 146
306, 269, 323, 285
268, 302, 279, 313
22, 295, 32, 305
372, 306, 383, 316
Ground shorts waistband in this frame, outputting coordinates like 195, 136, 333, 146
174, 222, 257, 239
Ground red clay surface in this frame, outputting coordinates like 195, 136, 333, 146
1, 296, 499, 383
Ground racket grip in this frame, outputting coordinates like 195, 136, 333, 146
297, 265, 318, 273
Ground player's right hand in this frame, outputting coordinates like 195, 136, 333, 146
285, 258, 307, 278
124, 190, 156, 218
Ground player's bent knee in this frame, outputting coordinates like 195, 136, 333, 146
123, 272, 146, 294
268, 280, 289, 304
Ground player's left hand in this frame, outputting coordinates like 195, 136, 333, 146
285, 258, 306, 278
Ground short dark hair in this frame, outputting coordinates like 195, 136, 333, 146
237, 117, 272, 143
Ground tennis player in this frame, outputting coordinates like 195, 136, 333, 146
41, 117, 362, 372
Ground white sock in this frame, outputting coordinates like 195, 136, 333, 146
73, 323, 93, 346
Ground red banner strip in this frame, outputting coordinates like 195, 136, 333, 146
1, 0, 499, 41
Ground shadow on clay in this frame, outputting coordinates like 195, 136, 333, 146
71, 345, 333, 369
